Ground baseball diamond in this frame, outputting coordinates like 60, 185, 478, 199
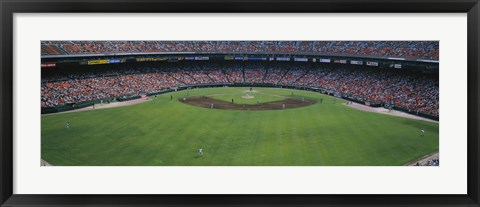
41, 87, 439, 166
41, 41, 439, 166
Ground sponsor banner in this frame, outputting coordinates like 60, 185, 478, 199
41, 62, 56, 68
108, 59, 122, 64
234, 56, 244, 60
248, 57, 266, 61
276, 57, 290, 61
312, 58, 317, 62
167, 57, 179, 62
224, 56, 234, 60
195, 56, 209, 60
87, 59, 109, 65
350, 60, 363, 65
334, 59, 347, 64
136, 57, 168, 62
365, 102, 371, 106
269, 57, 275, 61
366, 61, 379, 66
185, 57, 195, 60
319, 58, 331, 63
394, 64, 402, 69
294, 57, 308, 62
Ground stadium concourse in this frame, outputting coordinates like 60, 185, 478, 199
41, 60, 439, 118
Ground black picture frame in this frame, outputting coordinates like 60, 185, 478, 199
1, 0, 479, 206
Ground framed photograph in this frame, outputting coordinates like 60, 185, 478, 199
1, 0, 479, 206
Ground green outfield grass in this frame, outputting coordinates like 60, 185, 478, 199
41, 87, 439, 166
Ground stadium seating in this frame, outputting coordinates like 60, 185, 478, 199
41, 61, 439, 117
41, 41, 439, 60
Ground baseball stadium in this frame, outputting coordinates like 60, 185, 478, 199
41, 41, 439, 166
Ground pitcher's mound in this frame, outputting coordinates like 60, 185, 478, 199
242, 94, 255, 99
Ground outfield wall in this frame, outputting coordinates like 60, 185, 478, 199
40, 83, 439, 121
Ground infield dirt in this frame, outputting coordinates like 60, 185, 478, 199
181, 96, 316, 110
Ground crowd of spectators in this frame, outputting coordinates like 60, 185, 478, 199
244, 63, 267, 83
414, 158, 439, 166
41, 41, 439, 59
424, 159, 439, 166
41, 62, 439, 117
204, 68, 229, 83
277, 65, 310, 85
223, 66, 244, 83
264, 68, 288, 85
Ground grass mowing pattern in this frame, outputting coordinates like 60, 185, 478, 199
41, 87, 439, 166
